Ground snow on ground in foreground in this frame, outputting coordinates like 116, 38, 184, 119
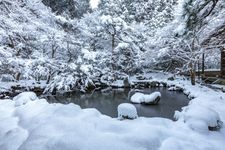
1, 77, 225, 150
13, 92, 39, 106
131, 92, 161, 104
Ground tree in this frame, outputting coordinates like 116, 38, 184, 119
42, 0, 91, 18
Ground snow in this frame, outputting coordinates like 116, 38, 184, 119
0, 80, 47, 94
111, 80, 124, 87
175, 105, 222, 132
1, 73, 225, 149
13, 92, 38, 106
90, 0, 100, 9
131, 92, 161, 104
117, 103, 138, 120
0, 0, 224, 148
130, 92, 145, 103
0, 78, 225, 150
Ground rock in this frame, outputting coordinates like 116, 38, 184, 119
123, 77, 131, 88
168, 76, 175, 81
130, 93, 145, 103
118, 103, 138, 120
149, 81, 160, 87
147, 76, 153, 80
131, 92, 161, 105
146, 96, 161, 105
208, 120, 223, 131
160, 82, 167, 87
168, 86, 183, 92
136, 75, 146, 80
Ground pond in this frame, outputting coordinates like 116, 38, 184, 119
44, 87, 189, 119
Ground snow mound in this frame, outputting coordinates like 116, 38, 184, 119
118, 103, 138, 120
13, 92, 38, 107
131, 92, 161, 104
175, 105, 223, 132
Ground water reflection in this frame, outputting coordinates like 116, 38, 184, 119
44, 87, 189, 119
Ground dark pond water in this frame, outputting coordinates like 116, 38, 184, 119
44, 88, 189, 119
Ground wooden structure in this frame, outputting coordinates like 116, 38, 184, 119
201, 24, 225, 78
196, 70, 220, 78
221, 50, 225, 78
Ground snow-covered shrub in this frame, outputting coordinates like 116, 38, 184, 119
45, 71, 96, 93
0, 74, 15, 82
13, 92, 38, 107
118, 103, 138, 120
175, 105, 223, 132
131, 92, 161, 105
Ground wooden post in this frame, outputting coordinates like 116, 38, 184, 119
189, 62, 196, 85
202, 53, 205, 75
221, 47, 225, 78
197, 57, 200, 79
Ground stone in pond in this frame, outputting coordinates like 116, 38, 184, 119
118, 103, 138, 120
130, 92, 161, 105
149, 81, 160, 87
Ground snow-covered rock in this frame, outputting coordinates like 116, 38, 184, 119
13, 92, 38, 107
168, 86, 183, 91
130, 93, 145, 103
175, 105, 223, 132
117, 103, 138, 120
131, 92, 161, 105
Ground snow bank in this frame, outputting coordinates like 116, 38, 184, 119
175, 105, 223, 132
118, 103, 138, 120
0, 87, 225, 150
13, 92, 38, 107
1, 73, 225, 150
0, 80, 47, 94
131, 92, 161, 104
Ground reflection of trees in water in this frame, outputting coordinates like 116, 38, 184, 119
43, 88, 189, 119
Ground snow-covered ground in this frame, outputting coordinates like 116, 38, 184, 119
0, 74, 225, 150
0, 80, 47, 93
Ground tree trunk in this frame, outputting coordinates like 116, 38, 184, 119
191, 70, 196, 85
51, 46, 56, 58
202, 53, 205, 78
46, 70, 52, 84
189, 62, 196, 85
111, 33, 116, 71
15, 73, 21, 81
